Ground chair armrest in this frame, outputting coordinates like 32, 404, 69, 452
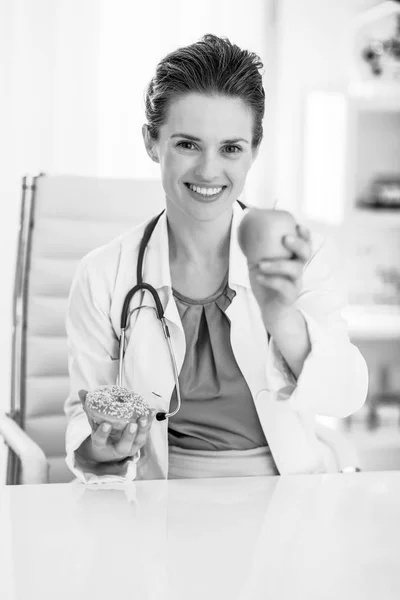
315, 421, 361, 473
0, 413, 49, 484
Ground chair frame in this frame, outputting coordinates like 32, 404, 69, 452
6, 174, 43, 484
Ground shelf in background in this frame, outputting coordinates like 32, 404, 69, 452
343, 304, 400, 339
349, 82, 400, 112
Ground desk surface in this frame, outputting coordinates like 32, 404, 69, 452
1, 472, 400, 600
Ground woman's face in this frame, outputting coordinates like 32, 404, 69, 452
143, 93, 259, 221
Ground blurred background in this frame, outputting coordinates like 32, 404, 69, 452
1, 0, 400, 474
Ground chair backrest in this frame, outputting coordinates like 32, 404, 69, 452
11, 174, 165, 483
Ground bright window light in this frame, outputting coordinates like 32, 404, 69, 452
303, 91, 347, 225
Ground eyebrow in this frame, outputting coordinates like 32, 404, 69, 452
170, 133, 250, 144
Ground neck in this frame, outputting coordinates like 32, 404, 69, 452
167, 204, 233, 268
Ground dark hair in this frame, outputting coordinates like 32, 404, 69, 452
144, 34, 265, 149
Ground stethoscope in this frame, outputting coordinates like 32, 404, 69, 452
117, 200, 246, 422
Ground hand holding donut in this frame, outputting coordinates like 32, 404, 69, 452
77, 386, 157, 465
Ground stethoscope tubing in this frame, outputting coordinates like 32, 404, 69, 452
117, 209, 181, 420
117, 201, 246, 421
117, 310, 182, 421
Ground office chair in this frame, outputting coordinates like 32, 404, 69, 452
0, 174, 361, 484
0, 174, 165, 484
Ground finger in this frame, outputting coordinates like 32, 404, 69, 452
132, 415, 151, 449
91, 422, 112, 449
255, 274, 299, 299
148, 408, 157, 423
296, 223, 311, 241
114, 409, 157, 457
127, 412, 155, 456
114, 421, 139, 457
78, 389, 88, 406
257, 259, 303, 283
282, 235, 312, 262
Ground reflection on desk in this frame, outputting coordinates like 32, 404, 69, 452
1, 473, 400, 600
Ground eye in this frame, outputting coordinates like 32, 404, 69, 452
223, 145, 242, 154
176, 141, 198, 151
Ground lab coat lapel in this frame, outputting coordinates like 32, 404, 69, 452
122, 211, 186, 479
142, 208, 186, 347
226, 203, 269, 398
227, 206, 324, 474
226, 293, 270, 397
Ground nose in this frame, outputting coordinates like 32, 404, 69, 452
194, 150, 221, 182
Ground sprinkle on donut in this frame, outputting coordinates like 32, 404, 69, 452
85, 385, 150, 420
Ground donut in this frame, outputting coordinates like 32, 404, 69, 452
85, 384, 150, 432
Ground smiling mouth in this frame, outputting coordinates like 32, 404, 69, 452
184, 182, 227, 198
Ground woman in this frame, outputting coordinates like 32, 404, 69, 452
64, 34, 368, 483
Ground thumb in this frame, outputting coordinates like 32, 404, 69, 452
78, 389, 88, 406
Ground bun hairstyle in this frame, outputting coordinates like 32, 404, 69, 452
144, 33, 265, 149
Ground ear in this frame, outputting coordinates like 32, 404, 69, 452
142, 124, 159, 163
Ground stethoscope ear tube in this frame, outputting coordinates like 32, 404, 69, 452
117, 328, 126, 387
117, 202, 246, 422
159, 317, 182, 419
120, 282, 165, 330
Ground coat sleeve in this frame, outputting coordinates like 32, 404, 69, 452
64, 254, 140, 484
267, 233, 369, 418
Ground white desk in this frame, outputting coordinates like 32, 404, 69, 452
1, 472, 400, 599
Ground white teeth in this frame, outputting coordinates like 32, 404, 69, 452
188, 184, 223, 196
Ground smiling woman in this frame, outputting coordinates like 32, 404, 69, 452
64, 34, 368, 484
141, 35, 264, 297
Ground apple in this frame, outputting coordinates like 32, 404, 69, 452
237, 208, 297, 268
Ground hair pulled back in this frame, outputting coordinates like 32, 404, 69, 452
144, 34, 265, 149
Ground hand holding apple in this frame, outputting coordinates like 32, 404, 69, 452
238, 208, 312, 328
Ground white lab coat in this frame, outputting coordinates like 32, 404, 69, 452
64, 202, 368, 483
